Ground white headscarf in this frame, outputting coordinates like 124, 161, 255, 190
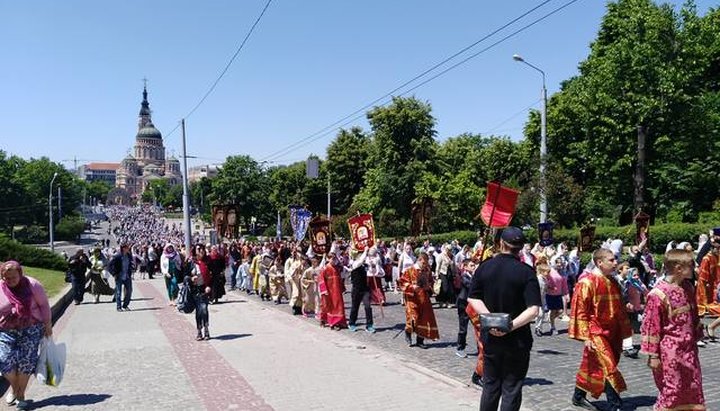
665, 241, 676, 253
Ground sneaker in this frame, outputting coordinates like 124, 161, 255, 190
116, 307, 123, 312
16, 400, 30, 411
697, 340, 707, 347
366, 325, 376, 334
5, 390, 16, 405
348, 325, 358, 332
534, 327, 543, 337
622, 348, 639, 358
122, 307, 131, 311
456, 349, 467, 358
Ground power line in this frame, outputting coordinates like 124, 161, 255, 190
262, 0, 581, 162
259, 0, 555, 162
163, 0, 274, 141
482, 99, 541, 135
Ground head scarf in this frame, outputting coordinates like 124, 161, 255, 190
676, 241, 691, 251
163, 243, 177, 258
665, 241, 676, 253
697, 234, 708, 254
0, 261, 34, 320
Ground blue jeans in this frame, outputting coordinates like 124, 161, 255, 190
230, 265, 239, 289
115, 277, 133, 309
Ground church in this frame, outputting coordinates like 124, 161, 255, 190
113, 85, 182, 202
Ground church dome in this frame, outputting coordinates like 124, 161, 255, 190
137, 122, 162, 139
168, 156, 180, 163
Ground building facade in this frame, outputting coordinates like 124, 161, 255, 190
115, 86, 182, 199
78, 162, 120, 184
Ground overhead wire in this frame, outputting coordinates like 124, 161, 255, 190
259, 0, 555, 162
162, 0, 274, 142
262, 0, 582, 162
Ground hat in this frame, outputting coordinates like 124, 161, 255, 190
501, 227, 526, 248
713, 227, 720, 237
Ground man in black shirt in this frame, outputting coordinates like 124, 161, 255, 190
468, 227, 541, 411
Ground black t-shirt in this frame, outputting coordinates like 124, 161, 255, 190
468, 253, 541, 349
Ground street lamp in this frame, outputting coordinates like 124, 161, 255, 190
49, 172, 58, 252
513, 54, 548, 223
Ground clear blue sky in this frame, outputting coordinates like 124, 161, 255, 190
0, 0, 714, 169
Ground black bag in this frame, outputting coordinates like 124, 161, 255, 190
480, 313, 512, 333
176, 282, 195, 314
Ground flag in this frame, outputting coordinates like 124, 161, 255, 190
480, 182, 520, 228
289, 206, 312, 241
276, 211, 282, 240
347, 213, 376, 251
309, 216, 331, 254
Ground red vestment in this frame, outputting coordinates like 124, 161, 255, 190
569, 270, 632, 398
696, 253, 720, 316
640, 280, 706, 410
466, 304, 484, 376
317, 264, 347, 328
398, 267, 439, 340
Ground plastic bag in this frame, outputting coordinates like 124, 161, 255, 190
35, 337, 66, 387
102, 269, 111, 281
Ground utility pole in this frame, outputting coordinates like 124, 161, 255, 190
634, 125, 647, 212
180, 119, 192, 252
327, 177, 331, 219
49, 172, 58, 252
58, 186, 62, 220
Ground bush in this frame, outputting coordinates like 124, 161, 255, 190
0, 236, 67, 271
14, 225, 48, 244
55, 216, 86, 241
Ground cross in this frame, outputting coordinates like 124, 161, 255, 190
142, 77, 148, 89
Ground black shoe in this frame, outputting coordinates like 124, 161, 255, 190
416, 340, 428, 349
471, 372, 483, 387
405, 332, 413, 347
571, 396, 599, 410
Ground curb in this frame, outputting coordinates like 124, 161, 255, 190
49, 283, 74, 325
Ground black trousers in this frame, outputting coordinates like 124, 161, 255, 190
457, 299, 469, 350
480, 344, 530, 411
349, 289, 373, 326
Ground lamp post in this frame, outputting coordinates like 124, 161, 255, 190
49, 172, 58, 252
513, 54, 548, 223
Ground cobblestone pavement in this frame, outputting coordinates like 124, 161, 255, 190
248, 277, 720, 411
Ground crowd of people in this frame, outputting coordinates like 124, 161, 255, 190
12, 205, 718, 411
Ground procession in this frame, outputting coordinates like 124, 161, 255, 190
12, 202, 712, 411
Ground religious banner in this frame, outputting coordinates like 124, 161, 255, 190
289, 206, 312, 241
348, 213, 376, 251
309, 216, 331, 254
538, 222, 555, 247
634, 211, 650, 246
480, 181, 521, 228
578, 225, 596, 252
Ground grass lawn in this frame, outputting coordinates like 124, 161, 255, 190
23, 267, 68, 299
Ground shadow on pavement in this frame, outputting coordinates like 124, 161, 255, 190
130, 297, 154, 302
213, 333, 252, 341
32, 393, 112, 408
126, 307, 162, 312
523, 377, 553, 386
535, 349, 567, 355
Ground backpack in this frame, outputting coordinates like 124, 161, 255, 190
176, 281, 195, 314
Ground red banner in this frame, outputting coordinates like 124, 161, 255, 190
309, 216, 331, 255
347, 213, 376, 251
480, 182, 520, 228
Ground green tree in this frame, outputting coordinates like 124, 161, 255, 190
211, 155, 272, 226
354, 96, 438, 219
325, 127, 370, 214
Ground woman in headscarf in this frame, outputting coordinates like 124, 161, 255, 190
434, 244, 456, 308
67, 249, 90, 305
88, 247, 114, 303
160, 243, 182, 306
0, 261, 52, 410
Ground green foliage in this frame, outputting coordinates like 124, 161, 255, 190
13, 225, 48, 244
0, 236, 67, 271
84, 180, 113, 204
211, 155, 273, 225
55, 216, 86, 241
325, 127, 370, 214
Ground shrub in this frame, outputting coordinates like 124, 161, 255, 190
14, 225, 48, 244
0, 236, 67, 271
55, 216, 86, 241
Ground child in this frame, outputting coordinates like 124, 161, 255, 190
640, 249, 705, 410
534, 263, 549, 336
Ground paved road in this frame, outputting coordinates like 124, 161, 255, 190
249, 277, 720, 411
17, 278, 480, 411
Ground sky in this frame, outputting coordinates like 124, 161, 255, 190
0, 0, 715, 170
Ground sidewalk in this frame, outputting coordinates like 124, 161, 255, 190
18, 278, 484, 411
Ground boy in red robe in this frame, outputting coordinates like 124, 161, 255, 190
398, 252, 439, 347
317, 252, 347, 329
569, 248, 632, 411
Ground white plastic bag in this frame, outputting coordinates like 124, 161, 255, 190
102, 269, 111, 281
35, 337, 66, 387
